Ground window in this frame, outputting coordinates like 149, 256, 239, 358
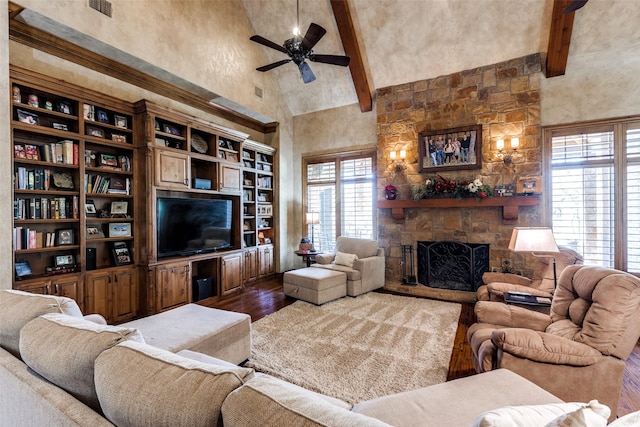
304, 151, 376, 252
546, 118, 640, 272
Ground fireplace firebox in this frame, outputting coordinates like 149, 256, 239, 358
417, 241, 489, 292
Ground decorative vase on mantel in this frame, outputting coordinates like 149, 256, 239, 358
384, 185, 397, 200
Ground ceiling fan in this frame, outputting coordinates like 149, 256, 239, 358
250, 0, 350, 83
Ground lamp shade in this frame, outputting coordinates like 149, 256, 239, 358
306, 212, 320, 225
509, 227, 559, 253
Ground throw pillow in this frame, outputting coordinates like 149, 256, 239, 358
95, 341, 251, 427
334, 251, 358, 268
0, 290, 83, 358
544, 400, 610, 427
608, 410, 640, 427
19, 313, 145, 411
472, 402, 589, 427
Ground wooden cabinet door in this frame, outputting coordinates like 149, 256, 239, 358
243, 247, 258, 283
14, 279, 51, 295
156, 261, 190, 311
52, 275, 83, 312
112, 268, 138, 323
221, 253, 243, 295
219, 164, 241, 192
258, 245, 274, 278
85, 270, 113, 323
155, 150, 189, 189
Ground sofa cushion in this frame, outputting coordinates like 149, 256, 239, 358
222, 374, 391, 427
334, 251, 358, 267
544, 400, 609, 427
335, 237, 380, 260
471, 401, 608, 427
0, 290, 83, 358
312, 264, 362, 281
19, 313, 144, 411
95, 341, 251, 427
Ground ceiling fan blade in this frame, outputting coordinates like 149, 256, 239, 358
301, 23, 326, 51
309, 54, 351, 67
299, 62, 316, 84
256, 59, 292, 72
563, 0, 588, 13
250, 35, 288, 54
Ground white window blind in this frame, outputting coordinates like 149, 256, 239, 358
305, 153, 376, 252
626, 126, 640, 271
549, 120, 640, 273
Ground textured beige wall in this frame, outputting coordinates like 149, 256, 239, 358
6, 0, 294, 272
1, 0, 11, 290
288, 104, 377, 269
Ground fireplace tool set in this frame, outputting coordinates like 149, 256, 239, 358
401, 245, 417, 286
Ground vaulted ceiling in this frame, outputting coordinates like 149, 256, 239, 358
241, 0, 638, 117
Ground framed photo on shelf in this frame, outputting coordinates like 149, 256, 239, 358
243, 151, 251, 159
110, 201, 128, 216
56, 101, 72, 115
244, 160, 253, 168
54, 254, 75, 267
14, 260, 33, 279
262, 164, 272, 172
111, 134, 127, 144
108, 222, 132, 238
111, 241, 132, 266
56, 228, 75, 246
99, 153, 119, 168
517, 175, 542, 195
85, 200, 97, 217
418, 124, 482, 173
83, 104, 95, 121
96, 110, 109, 124
86, 225, 106, 239
227, 153, 238, 161
218, 152, 226, 159
87, 126, 105, 138
52, 123, 68, 131
17, 109, 39, 125
114, 115, 128, 128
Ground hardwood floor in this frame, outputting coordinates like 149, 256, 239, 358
200, 276, 639, 418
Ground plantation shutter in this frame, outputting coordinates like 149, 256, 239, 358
549, 119, 640, 273
340, 158, 375, 240
626, 125, 640, 271
305, 152, 376, 252
551, 128, 615, 267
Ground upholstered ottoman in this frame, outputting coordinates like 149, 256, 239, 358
283, 267, 347, 304
120, 304, 251, 365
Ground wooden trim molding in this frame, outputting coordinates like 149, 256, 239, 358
8, 3, 278, 134
377, 196, 540, 225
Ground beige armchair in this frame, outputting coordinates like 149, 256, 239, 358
477, 246, 583, 302
467, 265, 640, 422
312, 236, 385, 297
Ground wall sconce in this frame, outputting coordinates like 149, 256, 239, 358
390, 149, 407, 173
496, 137, 519, 165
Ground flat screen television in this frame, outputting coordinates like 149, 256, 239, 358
157, 197, 233, 258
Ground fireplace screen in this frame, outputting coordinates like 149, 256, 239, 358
417, 241, 489, 292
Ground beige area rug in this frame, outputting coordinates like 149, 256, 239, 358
245, 292, 462, 404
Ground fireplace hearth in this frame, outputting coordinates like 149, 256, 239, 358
417, 241, 489, 292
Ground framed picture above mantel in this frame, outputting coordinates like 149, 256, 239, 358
418, 125, 482, 173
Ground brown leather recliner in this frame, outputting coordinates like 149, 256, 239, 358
467, 265, 640, 422
476, 246, 583, 302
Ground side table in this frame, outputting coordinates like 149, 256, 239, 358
294, 250, 321, 267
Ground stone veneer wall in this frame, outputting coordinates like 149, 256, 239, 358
377, 54, 546, 283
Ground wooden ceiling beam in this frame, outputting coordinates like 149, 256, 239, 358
330, 0, 373, 113
545, 0, 577, 78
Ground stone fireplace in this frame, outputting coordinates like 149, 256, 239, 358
417, 241, 489, 292
376, 53, 545, 296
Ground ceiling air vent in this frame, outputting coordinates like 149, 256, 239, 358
89, 0, 112, 17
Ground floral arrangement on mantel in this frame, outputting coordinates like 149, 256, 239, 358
412, 176, 492, 200
384, 184, 397, 200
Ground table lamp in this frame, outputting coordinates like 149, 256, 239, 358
509, 227, 560, 288
305, 211, 320, 251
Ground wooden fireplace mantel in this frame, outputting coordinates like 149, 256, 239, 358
377, 195, 540, 225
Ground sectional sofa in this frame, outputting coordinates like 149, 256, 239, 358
1, 290, 637, 427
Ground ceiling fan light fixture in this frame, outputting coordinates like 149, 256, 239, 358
299, 61, 316, 83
